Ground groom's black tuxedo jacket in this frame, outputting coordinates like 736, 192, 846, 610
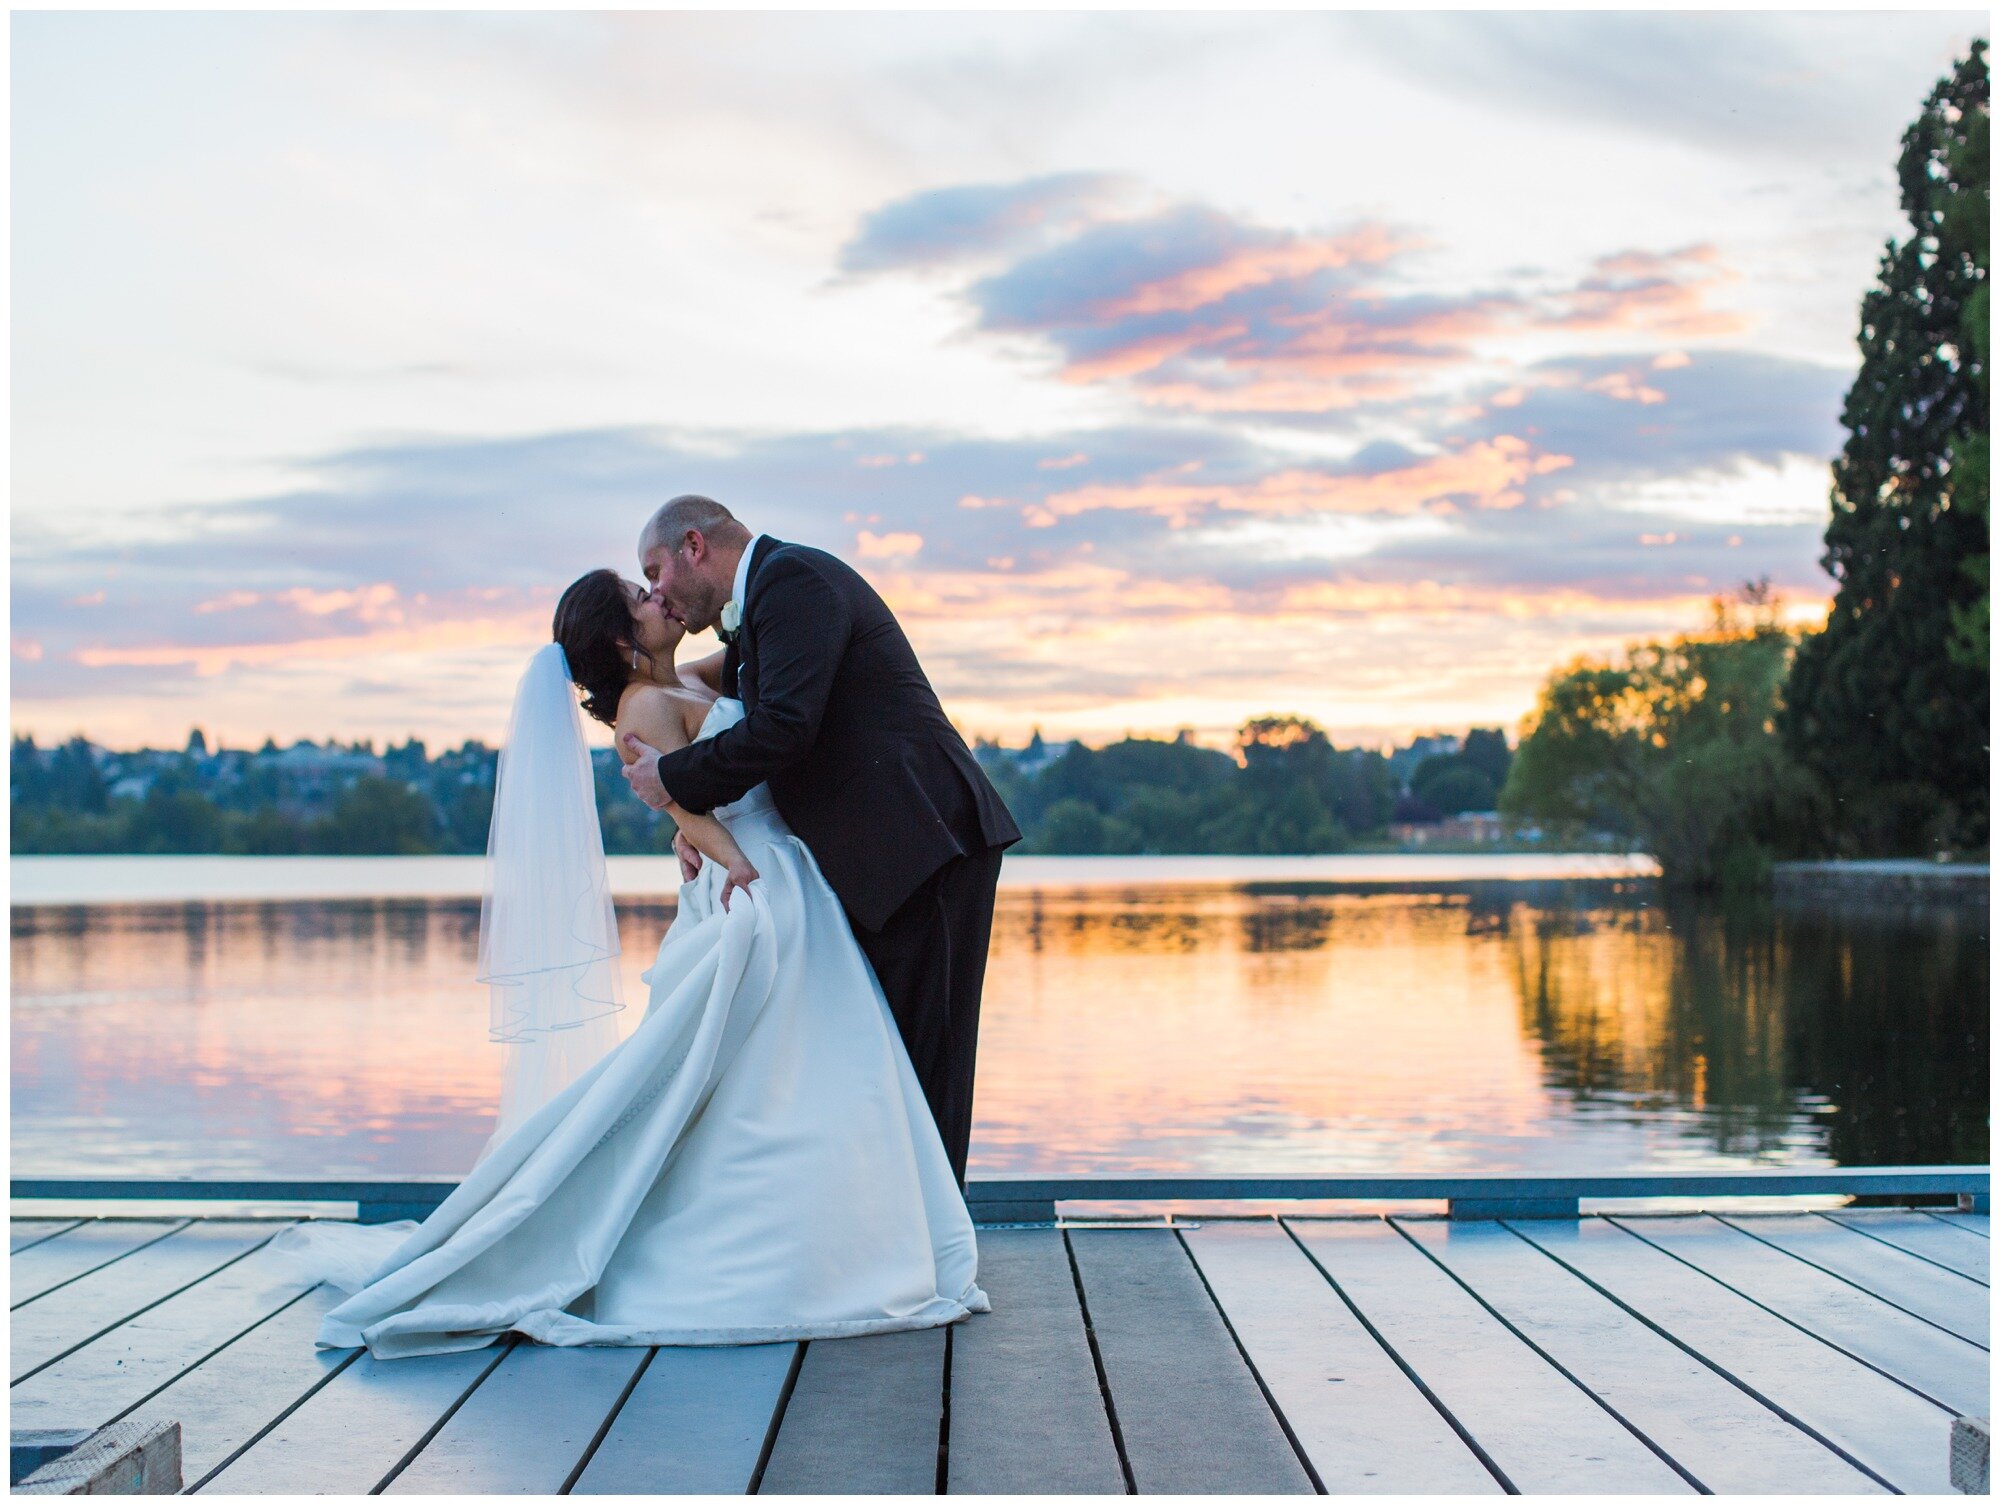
657, 536, 1021, 932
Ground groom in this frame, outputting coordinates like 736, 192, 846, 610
620, 495, 1021, 1188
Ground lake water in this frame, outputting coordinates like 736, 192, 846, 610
10, 855, 1987, 1183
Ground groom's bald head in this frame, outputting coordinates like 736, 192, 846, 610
640, 495, 750, 557
639, 495, 752, 634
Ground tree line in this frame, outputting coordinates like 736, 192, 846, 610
9, 717, 1520, 860
9, 734, 501, 856
981, 721, 1513, 855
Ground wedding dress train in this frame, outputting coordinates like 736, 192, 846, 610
267, 697, 989, 1360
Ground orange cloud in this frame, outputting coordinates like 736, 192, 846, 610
1277, 580, 1718, 621
857, 529, 923, 559
1547, 245, 1750, 338
193, 583, 405, 622
1093, 225, 1414, 319
74, 607, 545, 678
866, 559, 1235, 622
1583, 371, 1668, 404
969, 199, 1745, 416
1032, 437, 1574, 527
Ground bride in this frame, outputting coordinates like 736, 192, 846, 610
266, 568, 989, 1359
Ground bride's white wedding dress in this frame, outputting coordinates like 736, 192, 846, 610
269, 696, 989, 1360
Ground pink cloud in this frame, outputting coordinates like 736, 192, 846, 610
1032, 436, 1574, 527
951, 194, 1746, 414
74, 606, 546, 679
1544, 245, 1750, 337
857, 529, 923, 559
1092, 224, 1414, 319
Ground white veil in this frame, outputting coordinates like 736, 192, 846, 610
475, 642, 626, 1161
254, 643, 627, 1290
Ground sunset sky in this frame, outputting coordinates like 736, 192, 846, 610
11, 10, 1985, 754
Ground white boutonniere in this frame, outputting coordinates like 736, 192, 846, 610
719, 599, 743, 642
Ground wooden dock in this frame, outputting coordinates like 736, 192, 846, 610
8, 1204, 1989, 1494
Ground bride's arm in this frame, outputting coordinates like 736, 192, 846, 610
679, 650, 726, 695
617, 690, 758, 906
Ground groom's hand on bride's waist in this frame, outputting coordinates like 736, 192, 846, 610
621, 736, 702, 882
619, 732, 671, 812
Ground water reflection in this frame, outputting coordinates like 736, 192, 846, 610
10, 882, 1985, 1179
1504, 889, 1989, 1166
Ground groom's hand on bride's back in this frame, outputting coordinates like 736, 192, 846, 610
619, 733, 671, 812
621, 734, 702, 882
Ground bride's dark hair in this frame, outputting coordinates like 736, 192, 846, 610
553, 568, 646, 727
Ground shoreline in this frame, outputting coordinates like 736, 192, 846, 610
9, 851, 1661, 907
1772, 859, 1990, 904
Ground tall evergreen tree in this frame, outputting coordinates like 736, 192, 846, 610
1782, 42, 1990, 853
1946, 83, 1991, 671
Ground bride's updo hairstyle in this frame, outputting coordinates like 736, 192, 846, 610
553, 568, 642, 727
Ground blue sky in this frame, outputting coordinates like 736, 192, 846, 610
10, 11, 1984, 751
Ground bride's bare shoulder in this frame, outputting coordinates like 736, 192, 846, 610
614, 684, 715, 762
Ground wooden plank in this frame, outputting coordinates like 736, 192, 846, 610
1826, 1211, 1991, 1283
10, 1220, 85, 1254
1615, 1215, 1987, 1415
757, 1327, 944, 1494
115, 1286, 353, 1486
10, 1221, 188, 1307
1718, 1213, 1988, 1345
11, 1226, 310, 1433
944, 1227, 1124, 1495
13, 1417, 181, 1495
196, 1340, 509, 1494
1509, 1216, 1954, 1493
384, 1342, 647, 1494
571, 1344, 796, 1495
11, 1222, 279, 1381
1935, 1210, 1990, 1237
1402, 1218, 1886, 1493
1068, 1226, 1312, 1494
1289, 1218, 1688, 1494
1183, 1220, 1500, 1494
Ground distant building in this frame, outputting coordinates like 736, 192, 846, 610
266, 742, 383, 778
993, 730, 1074, 778
1389, 811, 1543, 847
1388, 733, 1462, 793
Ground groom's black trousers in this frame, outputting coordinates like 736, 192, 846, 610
852, 844, 1006, 1190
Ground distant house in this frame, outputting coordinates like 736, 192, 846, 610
267, 743, 384, 777
985, 731, 1074, 779
1388, 734, 1462, 793
1389, 811, 1542, 847
255, 742, 387, 814
1011, 741, 1074, 778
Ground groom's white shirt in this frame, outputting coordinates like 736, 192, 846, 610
731, 533, 764, 626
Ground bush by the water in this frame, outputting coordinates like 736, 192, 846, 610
1500, 589, 1821, 889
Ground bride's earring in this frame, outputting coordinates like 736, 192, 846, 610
630, 647, 640, 671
